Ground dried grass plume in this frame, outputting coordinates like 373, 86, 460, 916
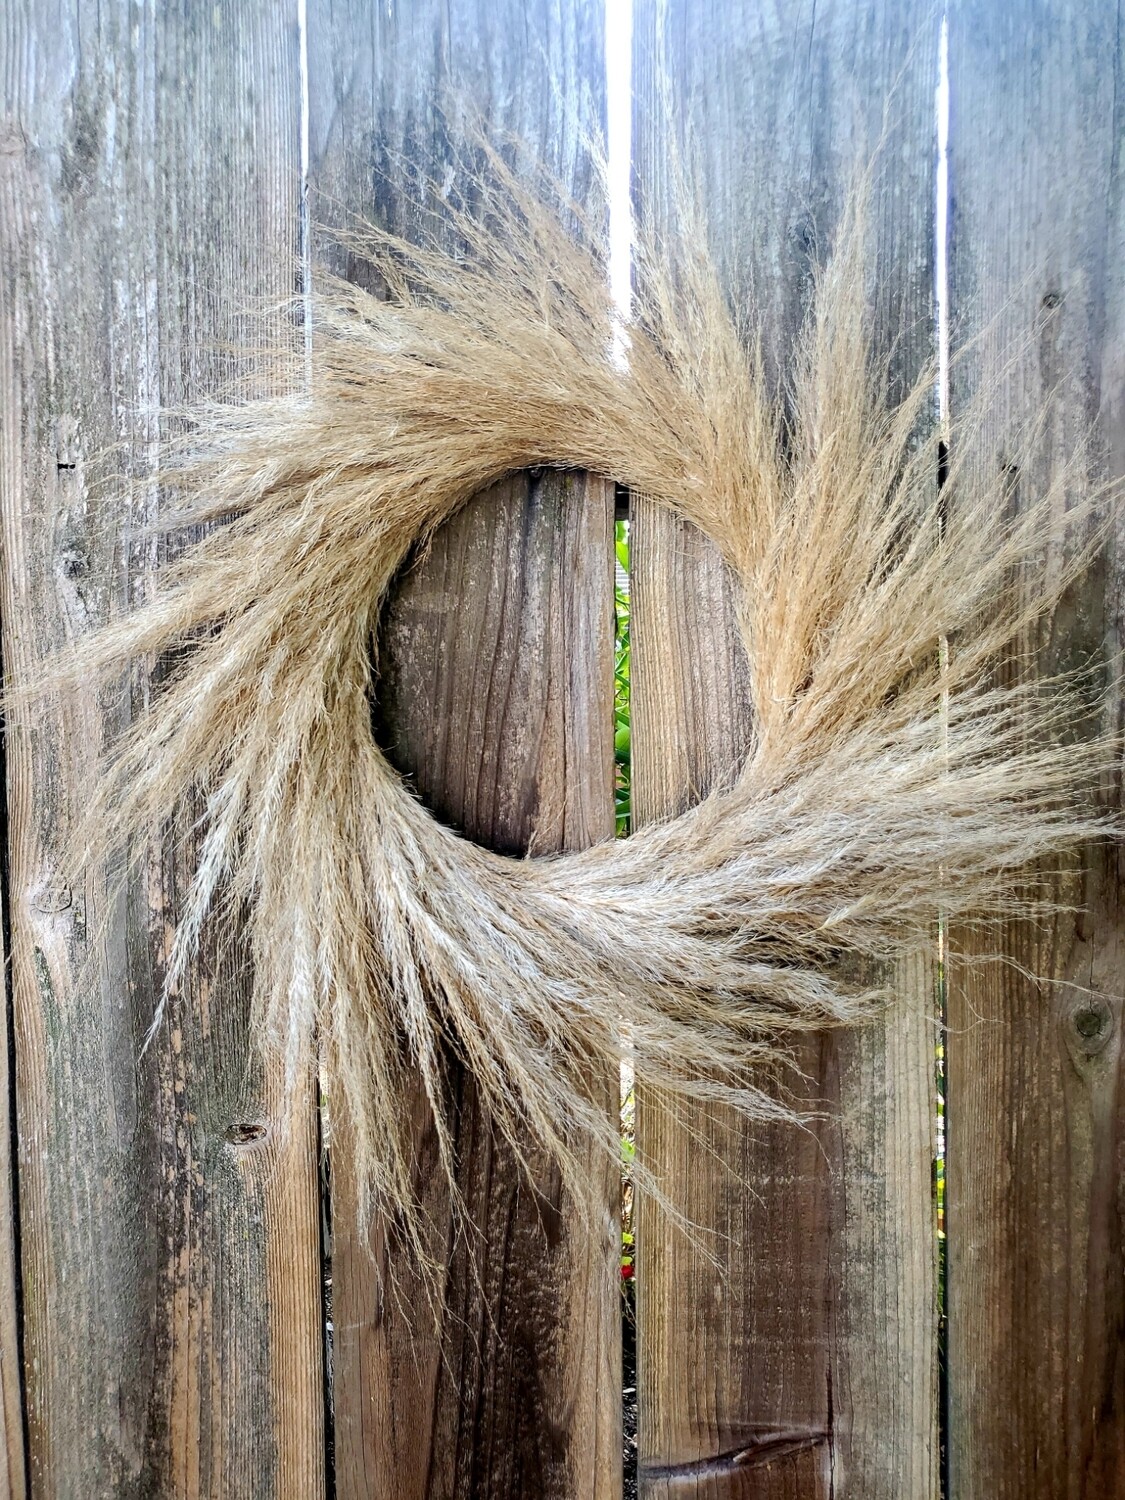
36, 149, 1116, 1268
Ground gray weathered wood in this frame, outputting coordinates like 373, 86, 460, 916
945, 3, 1125, 1495
630, 3, 940, 1495
333, 473, 619, 1500
305, 4, 621, 1496
0, 4, 324, 1495
0, 911, 26, 1500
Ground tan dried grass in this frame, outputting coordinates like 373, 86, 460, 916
38, 151, 1115, 1272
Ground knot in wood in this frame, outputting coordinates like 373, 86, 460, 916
1069, 995, 1114, 1057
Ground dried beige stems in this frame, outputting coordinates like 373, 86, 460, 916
36, 155, 1115, 1272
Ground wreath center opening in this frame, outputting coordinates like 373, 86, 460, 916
372, 467, 630, 858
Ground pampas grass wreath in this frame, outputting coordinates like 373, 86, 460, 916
39, 148, 1115, 1274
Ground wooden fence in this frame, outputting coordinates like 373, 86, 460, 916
0, 0, 1122, 1496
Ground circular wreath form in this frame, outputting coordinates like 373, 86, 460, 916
62, 157, 1109, 1260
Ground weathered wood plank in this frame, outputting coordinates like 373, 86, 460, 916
0, 913, 26, 1500
347, 473, 619, 1500
945, 4, 1125, 1495
630, 4, 939, 1496
0, 5, 324, 1496
305, 5, 620, 1497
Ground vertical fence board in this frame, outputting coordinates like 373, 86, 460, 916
946, 3, 1125, 1495
0, 913, 25, 1500
0, 5, 324, 1496
305, 6, 620, 1498
630, 3, 939, 1496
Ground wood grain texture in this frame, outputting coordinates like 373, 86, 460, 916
0, 5, 324, 1496
340, 472, 619, 1500
0, 911, 26, 1500
945, 4, 1125, 1496
305, 4, 621, 1496
630, 3, 940, 1496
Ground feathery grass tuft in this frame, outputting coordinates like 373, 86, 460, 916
27, 149, 1117, 1281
